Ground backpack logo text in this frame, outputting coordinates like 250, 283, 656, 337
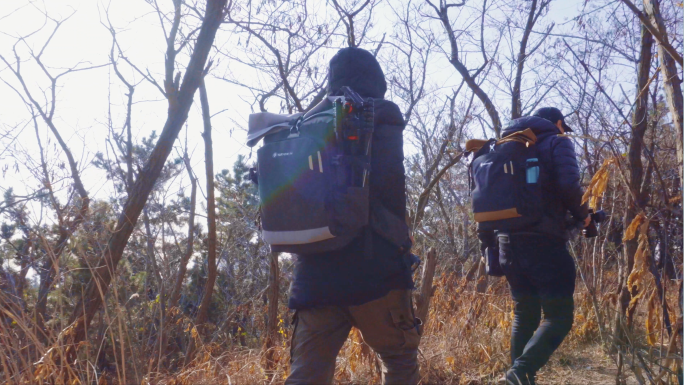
272, 152, 293, 158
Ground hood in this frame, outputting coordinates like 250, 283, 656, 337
502, 116, 562, 141
327, 47, 387, 99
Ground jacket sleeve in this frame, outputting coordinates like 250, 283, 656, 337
550, 136, 588, 220
369, 102, 406, 221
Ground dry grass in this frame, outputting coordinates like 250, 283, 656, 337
1, 264, 680, 385
152, 271, 679, 384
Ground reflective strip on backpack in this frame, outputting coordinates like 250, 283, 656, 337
474, 207, 522, 222
262, 226, 335, 245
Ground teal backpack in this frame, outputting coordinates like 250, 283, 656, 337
248, 88, 376, 254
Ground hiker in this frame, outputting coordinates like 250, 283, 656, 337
246, 47, 420, 384
472, 107, 589, 385
284, 47, 420, 385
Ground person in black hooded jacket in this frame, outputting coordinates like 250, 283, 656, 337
479, 107, 589, 385
285, 48, 420, 385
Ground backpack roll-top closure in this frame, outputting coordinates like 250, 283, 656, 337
465, 138, 491, 153
496, 128, 537, 146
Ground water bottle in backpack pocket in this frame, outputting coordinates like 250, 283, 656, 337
526, 158, 539, 183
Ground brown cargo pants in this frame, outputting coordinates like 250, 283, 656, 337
286, 289, 422, 385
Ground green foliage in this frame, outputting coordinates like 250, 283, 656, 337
216, 154, 259, 213
1, 222, 15, 240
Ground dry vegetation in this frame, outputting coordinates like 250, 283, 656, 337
128, 268, 677, 385
0, 0, 682, 384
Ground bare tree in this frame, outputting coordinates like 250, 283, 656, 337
0, 1, 680, 383
169, 153, 198, 309
427, 0, 503, 137
194, 77, 218, 332
52, 0, 227, 365
184, 75, 219, 365
331, 0, 377, 47
221, 0, 345, 113
642, 0, 683, 184
0, 14, 94, 339
510, 0, 553, 119
619, 0, 683, 65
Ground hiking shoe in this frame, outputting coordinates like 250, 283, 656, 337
499, 369, 536, 385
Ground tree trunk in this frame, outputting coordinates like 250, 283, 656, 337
414, 153, 464, 229
615, 24, 653, 385
33, 111, 90, 342
475, 259, 488, 293
184, 77, 219, 366
263, 252, 280, 376
56, 0, 226, 361
35, 230, 70, 341
511, 0, 542, 119
169, 156, 198, 309
143, 210, 156, 300
194, 78, 218, 330
143, 209, 168, 375
623, 24, 653, 277
153, 159, 196, 373
14, 236, 30, 308
643, 0, 683, 184
619, 0, 683, 65
415, 248, 437, 324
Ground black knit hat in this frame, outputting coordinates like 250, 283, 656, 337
327, 47, 387, 99
533, 107, 573, 133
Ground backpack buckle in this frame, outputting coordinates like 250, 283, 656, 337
288, 116, 304, 138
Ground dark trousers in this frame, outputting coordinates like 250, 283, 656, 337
498, 233, 576, 378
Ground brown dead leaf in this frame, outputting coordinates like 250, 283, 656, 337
626, 231, 651, 316
623, 212, 646, 242
646, 289, 661, 346
582, 157, 617, 209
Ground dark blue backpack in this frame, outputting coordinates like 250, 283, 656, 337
469, 128, 548, 232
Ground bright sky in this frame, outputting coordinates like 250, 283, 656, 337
0, 0, 250, 205
0, 0, 637, 228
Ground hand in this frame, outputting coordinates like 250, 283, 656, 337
583, 216, 591, 228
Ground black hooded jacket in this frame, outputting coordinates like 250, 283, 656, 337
480, 116, 588, 246
287, 48, 413, 310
